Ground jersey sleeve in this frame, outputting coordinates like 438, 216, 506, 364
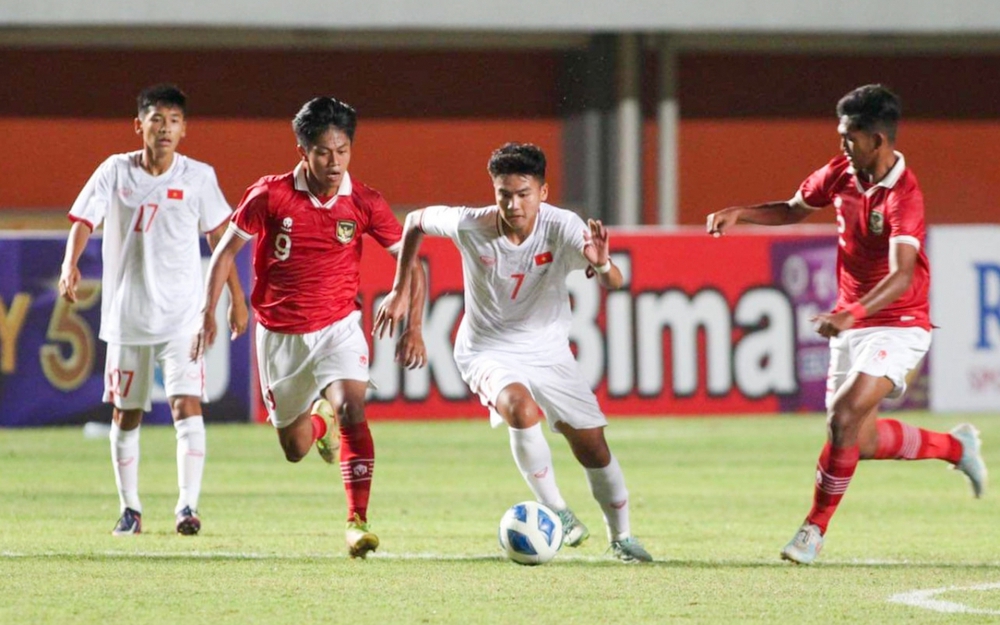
886, 186, 926, 250
230, 181, 269, 239
365, 193, 404, 252
561, 211, 592, 271
197, 167, 233, 233
794, 160, 840, 209
418, 205, 464, 239
68, 157, 116, 230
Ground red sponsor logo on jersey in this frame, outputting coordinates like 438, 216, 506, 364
167, 188, 184, 200
479, 255, 497, 266
534, 251, 553, 266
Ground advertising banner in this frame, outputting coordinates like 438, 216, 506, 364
0, 233, 252, 427
13, 225, 965, 426
929, 226, 1000, 412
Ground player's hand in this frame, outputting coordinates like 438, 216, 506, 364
706, 208, 741, 237
58, 264, 81, 303
228, 297, 249, 340
811, 310, 857, 338
582, 219, 610, 266
373, 289, 408, 339
395, 327, 427, 369
191, 312, 218, 361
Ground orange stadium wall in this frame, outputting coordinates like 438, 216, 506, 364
1, 49, 998, 224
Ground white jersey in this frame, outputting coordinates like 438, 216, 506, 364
68, 151, 232, 345
419, 202, 591, 356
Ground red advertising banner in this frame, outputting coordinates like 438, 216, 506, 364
271, 226, 878, 422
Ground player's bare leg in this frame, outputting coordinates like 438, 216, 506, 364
558, 423, 652, 562
110, 407, 143, 535
276, 411, 318, 462
170, 395, 205, 535
325, 380, 378, 558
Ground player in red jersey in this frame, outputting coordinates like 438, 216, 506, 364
706, 84, 987, 564
194, 97, 427, 558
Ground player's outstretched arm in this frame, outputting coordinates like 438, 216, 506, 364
583, 219, 623, 290
374, 209, 425, 340
59, 221, 92, 303
193, 227, 248, 360
706, 200, 816, 236
207, 222, 249, 339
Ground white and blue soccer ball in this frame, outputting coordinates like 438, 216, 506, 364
497, 501, 563, 565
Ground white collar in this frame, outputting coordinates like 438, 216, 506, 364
852, 151, 906, 196
293, 164, 352, 208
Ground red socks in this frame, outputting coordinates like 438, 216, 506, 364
310, 414, 328, 442
806, 443, 859, 534
873, 419, 962, 464
340, 421, 375, 522
803, 420, 962, 535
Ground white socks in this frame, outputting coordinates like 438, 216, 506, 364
585, 455, 631, 541
109, 423, 141, 513
174, 416, 206, 514
508, 424, 566, 511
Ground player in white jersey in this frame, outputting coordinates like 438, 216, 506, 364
375, 143, 652, 562
58, 84, 248, 537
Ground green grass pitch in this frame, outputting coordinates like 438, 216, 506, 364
2, 412, 998, 624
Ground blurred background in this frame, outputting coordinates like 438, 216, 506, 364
1, 0, 997, 425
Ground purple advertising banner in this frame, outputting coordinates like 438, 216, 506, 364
0, 233, 252, 427
770, 236, 929, 412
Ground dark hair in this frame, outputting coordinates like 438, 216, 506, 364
137, 84, 187, 117
836, 84, 901, 142
487, 143, 546, 182
292, 97, 358, 147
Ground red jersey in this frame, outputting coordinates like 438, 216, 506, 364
231, 167, 402, 333
796, 153, 930, 330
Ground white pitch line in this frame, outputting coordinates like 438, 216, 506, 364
888, 582, 1000, 615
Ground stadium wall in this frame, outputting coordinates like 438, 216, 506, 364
1, 49, 998, 226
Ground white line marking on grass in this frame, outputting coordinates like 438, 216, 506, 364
889, 583, 1000, 615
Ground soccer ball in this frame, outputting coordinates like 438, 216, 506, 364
497, 501, 563, 565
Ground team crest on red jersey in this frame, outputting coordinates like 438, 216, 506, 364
868, 210, 885, 235
336, 220, 356, 244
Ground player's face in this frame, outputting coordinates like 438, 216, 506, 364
135, 105, 186, 157
493, 174, 548, 234
298, 127, 352, 198
838, 116, 879, 174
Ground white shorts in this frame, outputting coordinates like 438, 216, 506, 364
103, 332, 206, 412
256, 310, 370, 429
455, 346, 607, 432
825, 326, 931, 410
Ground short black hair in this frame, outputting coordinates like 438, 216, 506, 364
292, 97, 358, 147
836, 84, 901, 142
137, 84, 187, 118
487, 143, 546, 182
